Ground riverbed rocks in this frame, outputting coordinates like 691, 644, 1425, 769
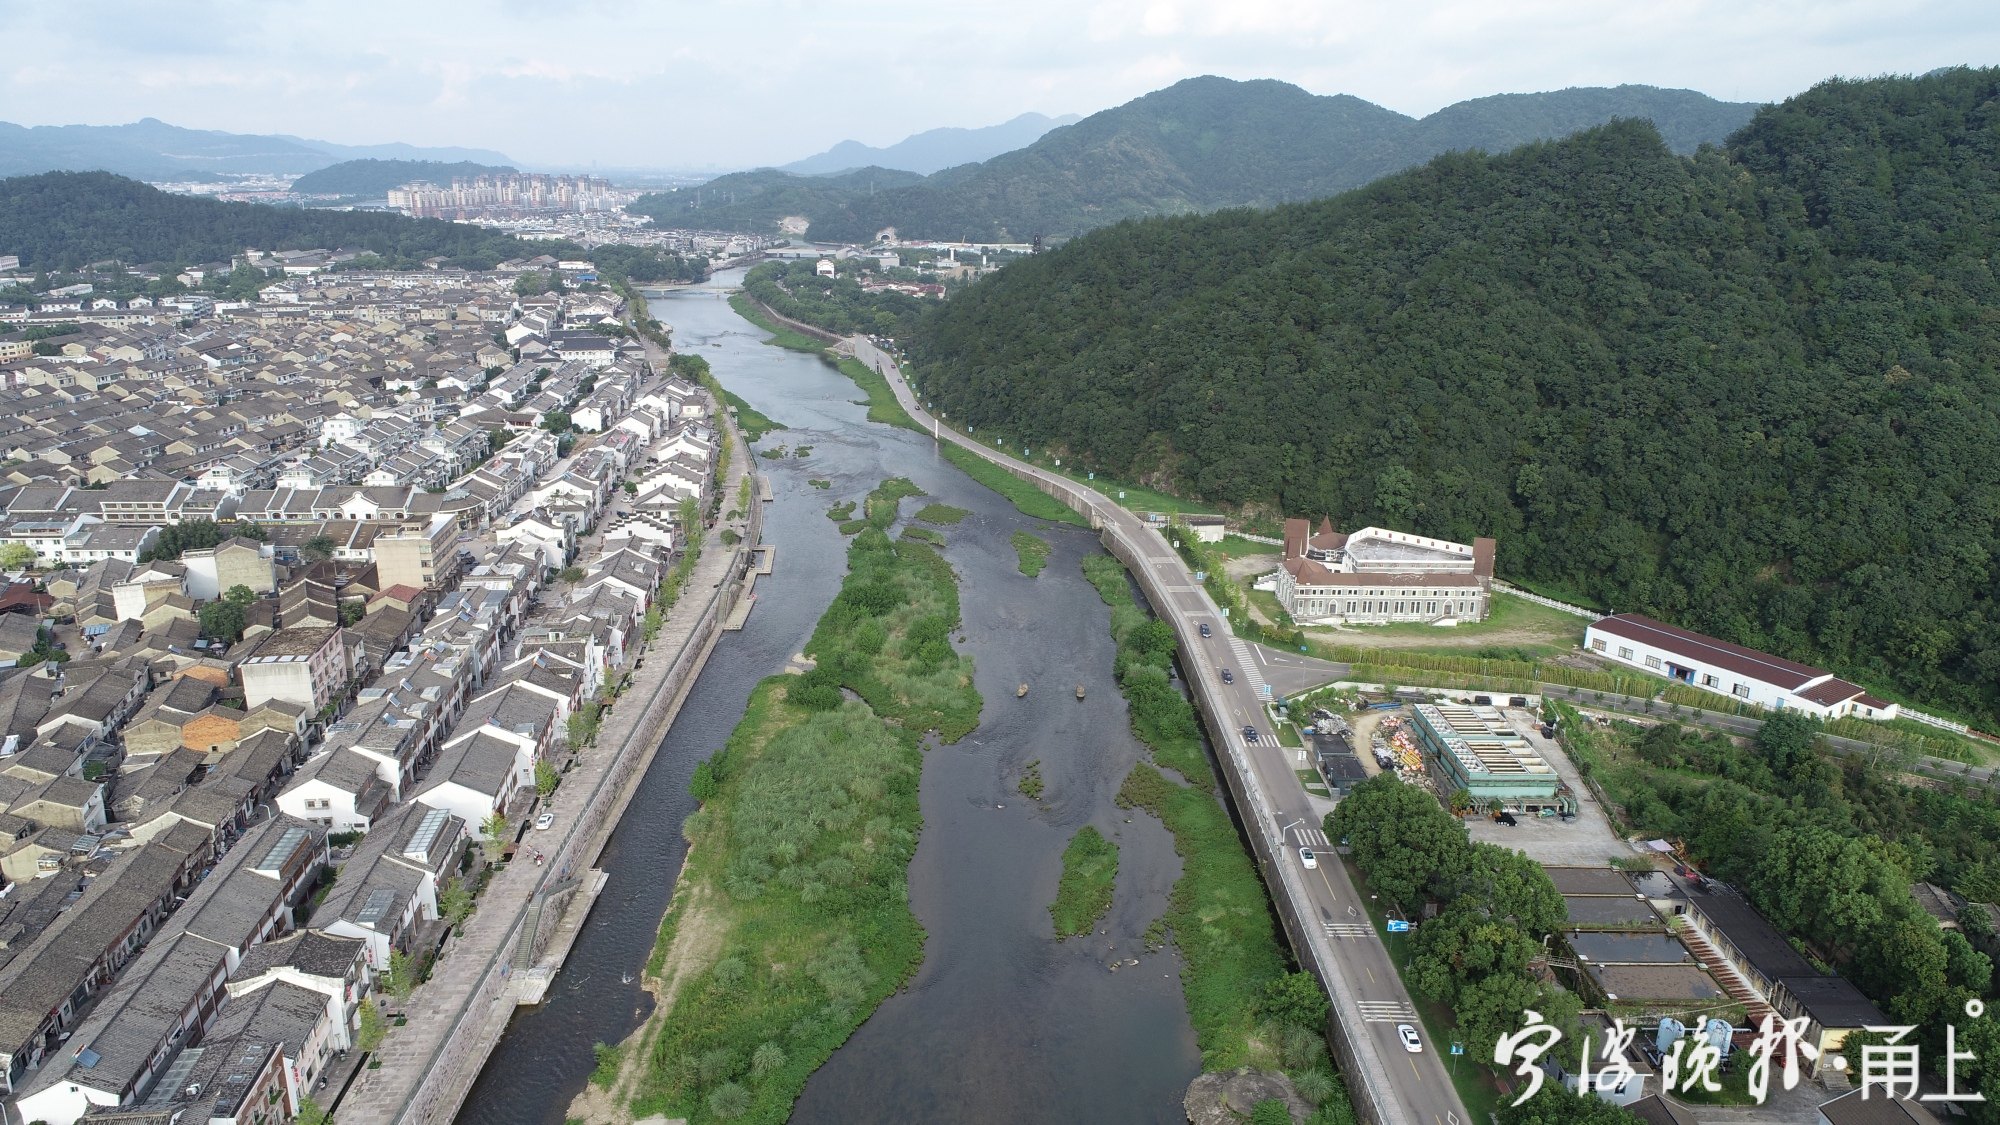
1183, 1068, 1312, 1124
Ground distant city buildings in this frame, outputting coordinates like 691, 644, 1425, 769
388, 173, 616, 220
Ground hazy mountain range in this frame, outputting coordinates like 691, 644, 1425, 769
780, 112, 1082, 175
634, 78, 1761, 242
0, 118, 516, 181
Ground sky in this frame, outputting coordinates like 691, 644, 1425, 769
1, 0, 1995, 171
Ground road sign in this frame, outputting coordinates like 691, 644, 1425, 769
1386, 919, 1410, 933
1451, 1043, 1465, 1056
1261, 684, 1273, 699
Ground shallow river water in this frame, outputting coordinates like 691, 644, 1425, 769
457, 270, 1200, 1124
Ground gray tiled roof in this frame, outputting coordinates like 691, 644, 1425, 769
230, 928, 362, 984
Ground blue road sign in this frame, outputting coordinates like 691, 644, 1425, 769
1451, 1043, 1465, 1056
1386, 919, 1410, 933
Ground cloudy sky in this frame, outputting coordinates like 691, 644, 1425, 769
2, 0, 1993, 170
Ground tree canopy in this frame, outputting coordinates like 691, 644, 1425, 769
912, 67, 2000, 727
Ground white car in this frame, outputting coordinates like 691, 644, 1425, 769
1398, 1023, 1423, 1053
1299, 846, 1317, 869
534, 811, 556, 831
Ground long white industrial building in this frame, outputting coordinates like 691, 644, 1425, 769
1585, 613, 1898, 720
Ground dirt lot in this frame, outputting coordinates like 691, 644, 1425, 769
1462, 709, 1639, 867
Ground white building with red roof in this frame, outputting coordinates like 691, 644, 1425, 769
1274, 518, 1496, 625
1585, 613, 1898, 720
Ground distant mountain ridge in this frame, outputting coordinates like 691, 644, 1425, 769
0, 118, 516, 181
633, 78, 1761, 241
780, 112, 1083, 175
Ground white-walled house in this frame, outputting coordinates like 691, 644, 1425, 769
1584, 613, 1899, 721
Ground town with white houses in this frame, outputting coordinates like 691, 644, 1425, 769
0, 250, 730, 1124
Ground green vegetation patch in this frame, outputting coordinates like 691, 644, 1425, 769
1080, 555, 1212, 789
831, 355, 924, 432
902, 527, 945, 547
1117, 764, 1287, 1069
1011, 531, 1051, 576
1017, 759, 1043, 800
914, 503, 968, 526
727, 292, 825, 352
837, 519, 868, 537
722, 391, 783, 441
635, 520, 980, 1123
826, 501, 856, 522
939, 443, 1087, 526
864, 478, 925, 531
1081, 552, 1290, 1069
809, 479, 832, 490
1050, 826, 1119, 938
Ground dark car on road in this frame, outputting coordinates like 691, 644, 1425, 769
1220, 668, 1233, 684
1199, 622, 1212, 637
1243, 725, 1259, 743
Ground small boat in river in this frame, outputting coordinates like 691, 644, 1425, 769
1075, 683, 1087, 700
1017, 683, 1029, 698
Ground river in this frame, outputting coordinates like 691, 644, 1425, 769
457, 269, 1200, 1124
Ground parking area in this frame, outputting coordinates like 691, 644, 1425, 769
1462, 708, 1635, 867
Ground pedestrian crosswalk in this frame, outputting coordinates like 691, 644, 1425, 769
1227, 638, 1267, 691
1292, 827, 1329, 847
1322, 921, 1372, 939
1357, 999, 1418, 1023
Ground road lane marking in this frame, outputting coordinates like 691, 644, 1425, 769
1409, 1058, 1422, 1080
1322, 922, 1371, 938
1357, 1000, 1416, 1023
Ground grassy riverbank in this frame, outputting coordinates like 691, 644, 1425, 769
1081, 556, 1213, 789
832, 354, 924, 432
1050, 826, 1119, 938
938, 442, 1089, 526
728, 292, 825, 352
722, 390, 783, 441
1078, 555, 1287, 1069
629, 502, 979, 1123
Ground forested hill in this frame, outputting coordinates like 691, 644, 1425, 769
289, 158, 516, 196
910, 68, 2000, 727
0, 171, 542, 269
634, 77, 1758, 241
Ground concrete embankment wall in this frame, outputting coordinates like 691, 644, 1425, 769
388, 394, 764, 1124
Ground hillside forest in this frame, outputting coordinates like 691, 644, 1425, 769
908, 68, 2000, 730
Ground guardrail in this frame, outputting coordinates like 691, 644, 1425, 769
1489, 580, 1601, 620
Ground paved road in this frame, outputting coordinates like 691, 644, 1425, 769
856, 339, 1467, 1125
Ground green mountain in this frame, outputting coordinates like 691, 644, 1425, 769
289, 158, 517, 197
0, 171, 544, 269
633, 77, 1759, 241
909, 68, 2000, 727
